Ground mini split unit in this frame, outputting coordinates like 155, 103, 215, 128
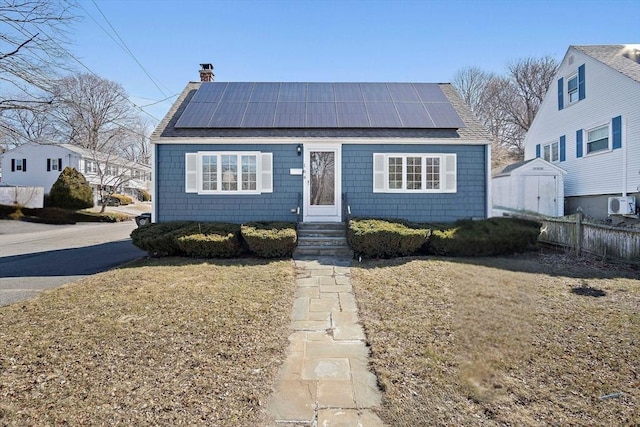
607, 196, 637, 216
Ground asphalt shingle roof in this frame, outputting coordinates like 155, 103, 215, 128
572, 45, 640, 82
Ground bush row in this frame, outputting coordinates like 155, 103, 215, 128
109, 194, 134, 205
0, 204, 131, 224
130, 221, 297, 259
348, 217, 540, 258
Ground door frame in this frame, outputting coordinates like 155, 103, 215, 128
302, 143, 342, 223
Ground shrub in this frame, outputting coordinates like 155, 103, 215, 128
0, 204, 18, 219
48, 167, 94, 210
348, 218, 430, 258
427, 218, 540, 257
241, 222, 297, 258
131, 221, 195, 256
110, 194, 133, 205
177, 223, 243, 258
140, 190, 151, 202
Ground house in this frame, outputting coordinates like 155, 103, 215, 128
0, 143, 152, 204
151, 69, 491, 224
492, 158, 567, 217
522, 45, 640, 220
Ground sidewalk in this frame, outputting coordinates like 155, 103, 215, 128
267, 258, 384, 426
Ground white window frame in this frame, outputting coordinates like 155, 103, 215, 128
85, 160, 98, 174
15, 158, 24, 171
186, 151, 272, 195
585, 123, 611, 155
542, 141, 559, 163
373, 153, 457, 193
567, 73, 579, 104
48, 158, 60, 171
105, 164, 119, 176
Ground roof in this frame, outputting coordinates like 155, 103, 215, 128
494, 158, 566, 177
572, 45, 640, 82
153, 82, 490, 143
57, 144, 150, 170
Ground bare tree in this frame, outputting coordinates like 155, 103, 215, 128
0, 0, 77, 112
0, 102, 58, 145
54, 72, 140, 212
120, 116, 152, 164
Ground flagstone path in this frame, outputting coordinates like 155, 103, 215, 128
266, 258, 384, 426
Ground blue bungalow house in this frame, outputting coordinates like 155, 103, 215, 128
151, 68, 491, 224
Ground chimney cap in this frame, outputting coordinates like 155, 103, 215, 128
200, 63, 213, 70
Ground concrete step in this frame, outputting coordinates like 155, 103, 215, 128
297, 229, 346, 238
293, 245, 354, 259
297, 236, 348, 247
297, 222, 346, 231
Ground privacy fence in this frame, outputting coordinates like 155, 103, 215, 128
539, 212, 640, 264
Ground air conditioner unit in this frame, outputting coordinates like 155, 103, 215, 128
607, 196, 637, 215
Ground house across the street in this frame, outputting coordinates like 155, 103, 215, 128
0, 143, 152, 204
151, 65, 492, 224
522, 44, 640, 221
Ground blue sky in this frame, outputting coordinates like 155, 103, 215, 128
71, 0, 640, 124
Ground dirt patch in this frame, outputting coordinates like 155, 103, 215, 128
352, 253, 640, 426
0, 258, 295, 426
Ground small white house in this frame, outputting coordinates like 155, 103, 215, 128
0, 143, 151, 204
492, 158, 567, 217
522, 44, 640, 220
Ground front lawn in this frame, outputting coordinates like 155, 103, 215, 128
0, 258, 295, 426
352, 254, 640, 426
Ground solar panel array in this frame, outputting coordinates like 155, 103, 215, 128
175, 82, 465, 129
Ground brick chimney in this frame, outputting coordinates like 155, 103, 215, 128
199, 63, 214, 82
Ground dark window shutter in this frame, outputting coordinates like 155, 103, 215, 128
557, 77, 564, 110
578, 64, 586, 101
612, 115, 622, 149
23, 159, 27, 172
560, 136, 566, 161
536, 144, 541, 158
47, 159, 51, 171
58, 158, 62, 170
11, 159, 15, 172
576, 130, 583, 158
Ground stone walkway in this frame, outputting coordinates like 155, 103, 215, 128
266, 258, 384, 426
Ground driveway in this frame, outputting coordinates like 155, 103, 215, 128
0, 220, 146, 307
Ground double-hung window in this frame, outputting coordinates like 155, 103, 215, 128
85, 160, 98, 174
11, 158, 26, 172
373, 153, 456, 193
186, 151, 272, 195
586, 124, 609, 154
105, 164, 119, 176
567, 74, 579, 104
543, 142, 559, 162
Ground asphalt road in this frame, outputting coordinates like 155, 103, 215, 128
0, 220, 146, 307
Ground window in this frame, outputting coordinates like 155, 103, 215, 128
586, 124, 609, 154
47, 158, 62, 171
567, 74, 579, 103
12, 158, 26, 172
185, 151, 272, 195
542, 142, 559, 162
105, 164, 118, 176
373, 153, 456, 193
85, 160, 98, 174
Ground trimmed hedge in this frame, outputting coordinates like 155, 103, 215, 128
348, 218, 430, 258
428, 218, 540, 257
140, 190, 151, 202
176, 223, 243, 258
130, 221, 196, 257
241, 222, 297, 258
110, 194, 133, 205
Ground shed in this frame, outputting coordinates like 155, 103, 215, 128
492, 158, 567, 217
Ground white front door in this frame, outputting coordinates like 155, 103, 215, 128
303, 144, 342, 222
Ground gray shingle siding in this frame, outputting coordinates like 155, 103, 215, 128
156, 143, 302, 223
342, 144, 486, 223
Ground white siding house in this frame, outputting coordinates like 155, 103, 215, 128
523, 45, 640, 220
0, 143, 151, 203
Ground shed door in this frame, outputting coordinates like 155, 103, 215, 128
523, 175, 557, 216
303, 144, 342, 222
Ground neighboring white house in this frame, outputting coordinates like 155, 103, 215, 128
493, 158, 567, 217
522, 44, 640, 220
0, 143, 151, 203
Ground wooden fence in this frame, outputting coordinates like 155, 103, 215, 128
539, 212, 640, 264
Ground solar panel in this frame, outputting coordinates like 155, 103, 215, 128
250, 83, 280, 102
175, 102, 218, 127
387, 83, 421, 102
306, 102, 337, 127
336, 102, 369, 127
361, 83, 392, 102
425, 103, 466, 128
242, 102, 276, 127
220, 82, 254, 102
279, 83, 307, 102
395, 102, 434, 127
274, 102, 306, 127
366, 102, 401, 127
413, 83, 449, 103
176, 82, 466, 129
334, 83, 364, 102
190, 82, 227, 103
307, 83, 335, 102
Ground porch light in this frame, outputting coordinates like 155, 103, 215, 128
297, 144, 302, 156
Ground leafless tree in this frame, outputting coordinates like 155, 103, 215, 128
0, 0, 77, 112
310, 152, 335, 205
54, 72, 140, 212
120, 116, 152, 165
453, 56, 558, 170
0, 102, 58, 145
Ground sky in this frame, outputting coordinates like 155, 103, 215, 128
69, 0, 640, 125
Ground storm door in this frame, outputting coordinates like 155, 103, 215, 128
303, 144, 342, 222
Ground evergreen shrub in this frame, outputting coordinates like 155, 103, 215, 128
348, 218, 430, 258
241, 222, 297, 258
48, 167, 93, 210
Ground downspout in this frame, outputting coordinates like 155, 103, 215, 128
622, 117, 627, 197
151, 141, 157, 223
486, 142, 492, 218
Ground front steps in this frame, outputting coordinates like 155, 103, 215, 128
293, 222, 353, 259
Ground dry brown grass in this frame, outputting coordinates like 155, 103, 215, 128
0, 258, 296, 426
352, 253, 640, 426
